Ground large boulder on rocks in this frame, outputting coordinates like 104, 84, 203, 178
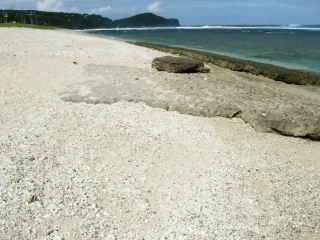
152, 56, 209, 73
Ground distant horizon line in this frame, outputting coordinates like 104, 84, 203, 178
80, 25, 320, 32
0, 8, 319, 26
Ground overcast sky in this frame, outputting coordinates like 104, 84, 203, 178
0, 0, 319, 25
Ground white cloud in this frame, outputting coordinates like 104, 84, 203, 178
37, 0, 63, 11
147, 1, 161, 13
69, 7, 80, 13
90, 5, 112, 15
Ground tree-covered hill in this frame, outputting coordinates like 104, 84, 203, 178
113, 13, 180, 27
0, 10, 180, 29
0, 10, 113, 29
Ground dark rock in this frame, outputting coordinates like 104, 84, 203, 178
47, 230, 55, 236
28, 155, 36, 161
28, 195, 40, 204
241, 107, 320, 140
136, 42, 320, 86
152, 56, 209, 73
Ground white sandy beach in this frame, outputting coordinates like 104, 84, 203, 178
0, 28, 320, 240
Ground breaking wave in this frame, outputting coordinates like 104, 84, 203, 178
80, 25, 320, 32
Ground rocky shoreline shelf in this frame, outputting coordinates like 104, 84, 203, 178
133, 41, 320, 86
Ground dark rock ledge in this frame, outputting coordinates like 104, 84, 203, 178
152, 56, 210, 73
133, 42, 320, 86
61, 64, 320, 140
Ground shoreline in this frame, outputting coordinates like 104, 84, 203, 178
81, 25, 320, 31
62, 30, 320, 140
1, 28, 320, 239
131, 41, 320, 86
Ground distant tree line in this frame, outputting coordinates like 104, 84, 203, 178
0, 10, 113, 29
0, 10, 180, 29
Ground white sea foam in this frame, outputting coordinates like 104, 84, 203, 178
78, 25, 320, 32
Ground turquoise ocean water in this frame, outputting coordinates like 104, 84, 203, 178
87, 26, 320, 73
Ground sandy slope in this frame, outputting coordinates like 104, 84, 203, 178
0, 28, 320, 240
